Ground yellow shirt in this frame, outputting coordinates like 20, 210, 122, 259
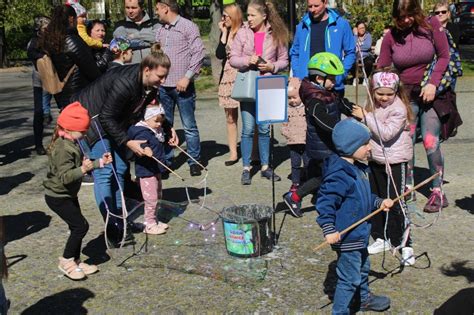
77, 24, 103, 49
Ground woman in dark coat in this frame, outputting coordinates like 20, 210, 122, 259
72, 44, 178, 245
39, 5, 101, 108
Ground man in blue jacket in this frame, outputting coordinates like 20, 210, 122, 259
290, 0, 355, 96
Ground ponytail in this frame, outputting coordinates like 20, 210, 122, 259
248, 0, 290, 47
47, 125, 61, 154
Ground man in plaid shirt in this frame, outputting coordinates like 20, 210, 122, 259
155, 0, 206, 176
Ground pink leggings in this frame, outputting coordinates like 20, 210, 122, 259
139, 174, 162, 225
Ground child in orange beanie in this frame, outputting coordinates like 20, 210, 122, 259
43, 101, 112, 280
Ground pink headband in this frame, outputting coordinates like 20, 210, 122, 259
372, 72, 399, 91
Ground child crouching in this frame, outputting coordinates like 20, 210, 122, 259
128, 105, 170, 235
281, 77, 308, 193
316, 118, 393, 313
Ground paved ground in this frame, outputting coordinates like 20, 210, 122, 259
1, 67, 473, 314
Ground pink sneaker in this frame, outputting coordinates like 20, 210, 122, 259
143, 223, 167, 235
423, 189, 449, 213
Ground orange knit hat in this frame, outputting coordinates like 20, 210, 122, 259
57, 102, 90, 132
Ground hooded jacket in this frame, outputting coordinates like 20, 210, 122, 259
289, 9, 356, 91
316, 154, 383, 251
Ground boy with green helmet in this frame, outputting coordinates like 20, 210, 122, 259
283, 52, 355, 218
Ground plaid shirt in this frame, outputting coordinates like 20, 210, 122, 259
156, 15, 205, 87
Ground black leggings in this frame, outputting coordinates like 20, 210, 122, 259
369, 162, 411, 248
33, 87, 45, 148
45, 195, 89, 260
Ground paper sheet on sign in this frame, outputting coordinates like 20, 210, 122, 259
256, 76, 288, 124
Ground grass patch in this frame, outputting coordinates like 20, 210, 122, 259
195, 75, 217, 94
461, 60, 474, 76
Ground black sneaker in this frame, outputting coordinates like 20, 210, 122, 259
36, 146, 46, 155
359, 294, 391, 312
241, 170, 251, 185
106, 225, 135, 248
190, 164, 202, 176
127, 221, 145, 233
283, 192, 303, 217
261, 168, 281, 181
81, 173, 94, 186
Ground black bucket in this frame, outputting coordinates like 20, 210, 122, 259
221, 204, 274, 258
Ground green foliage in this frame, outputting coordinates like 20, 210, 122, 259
346, 2, 392, 40
194, 18, 211, 36
1, 0, 52, 31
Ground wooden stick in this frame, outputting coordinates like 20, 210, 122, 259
313, 172, 441, 252
149, 155, 185, 181
175, 145, 208, 171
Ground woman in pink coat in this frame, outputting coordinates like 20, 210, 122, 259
229, 0, 289, 185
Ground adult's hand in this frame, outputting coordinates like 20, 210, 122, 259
168, 127, 179, 146
420, 83, 436, 103
351, 105, 366, 120
176, 77, 190, 93
248, 55, 259, 65
218, 21, 227, 34
257, 62, 275, 73
127, 140, 147, 156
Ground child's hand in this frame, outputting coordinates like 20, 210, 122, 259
248, 55, 259, 65
143, 147, 153, 157
257, 62, 275, 73
81, 158, 94, 173
381, 198, 394, 212
325, 232, 341, 244
102, 152, 113, 165
351, 105, 366, 120
168, 128, 179, 146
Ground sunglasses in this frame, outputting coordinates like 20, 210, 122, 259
434, 10, 448, 15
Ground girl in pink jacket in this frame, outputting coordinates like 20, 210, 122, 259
352, 69, 415, 266
229, 0, 289, 185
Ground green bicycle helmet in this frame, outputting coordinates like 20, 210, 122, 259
307, 52, 344, 77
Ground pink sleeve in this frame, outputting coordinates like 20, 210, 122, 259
272, 44, 289, 73
229, 30, 250, 70
364, 102, 407, 142
377, 32, 393, 69
428, 18, 450, 87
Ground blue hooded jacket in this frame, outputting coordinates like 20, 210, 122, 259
316, 154, 382, 251
289, 9, 356, 91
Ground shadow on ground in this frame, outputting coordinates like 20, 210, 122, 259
455, 194, 474, 214
0, 172, 35, 195
3, 211, 51, 244
21, 288, 95, 315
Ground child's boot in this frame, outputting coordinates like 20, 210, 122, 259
76, 260, 99, 275
58, 257, 86, 280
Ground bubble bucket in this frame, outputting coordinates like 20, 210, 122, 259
221, 204, 274, 258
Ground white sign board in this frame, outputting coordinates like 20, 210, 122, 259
256, 75, 288, 125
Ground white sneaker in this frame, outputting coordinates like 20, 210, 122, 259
368, 238, 391, 254
401, 247, 415, 266
352, 78, 357, 86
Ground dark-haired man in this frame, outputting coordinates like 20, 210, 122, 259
155, 0, 205, 176
113, 0, 160, 63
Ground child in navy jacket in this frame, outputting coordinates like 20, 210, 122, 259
316, 118, 393, 314
128, 105, 169, 235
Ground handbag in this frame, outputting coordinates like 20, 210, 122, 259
231, 70, 258, 102
420, 29, 462, 95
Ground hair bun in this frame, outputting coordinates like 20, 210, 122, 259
151, 43, 163, 54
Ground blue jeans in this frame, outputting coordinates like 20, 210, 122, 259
42, 90, 52, 114
240, 101, 270, 167
159, 84, 201, 165
333, 249, 370, 315
407, 100, 443, 188
88, 138, 128, 227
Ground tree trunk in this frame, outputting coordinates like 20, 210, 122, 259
209, 0, 222, 84
0, 27, 7, 68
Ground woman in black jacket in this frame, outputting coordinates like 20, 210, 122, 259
87, 19, 113, 72
72, 44, 178, 245
39, 5, 101, 109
